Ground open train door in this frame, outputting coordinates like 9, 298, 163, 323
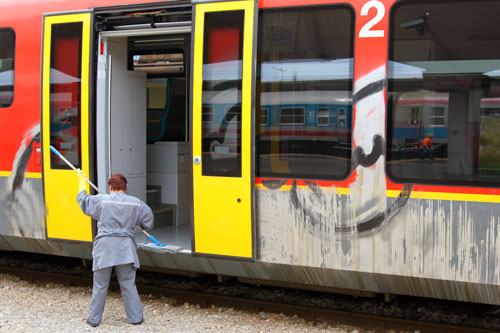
192, 0, 257, 258
41, 12, 93, 242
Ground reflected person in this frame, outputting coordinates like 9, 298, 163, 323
420, 134, 433, 160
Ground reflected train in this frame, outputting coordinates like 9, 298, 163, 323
203, 90, 352, 157
2, 0, 500, 306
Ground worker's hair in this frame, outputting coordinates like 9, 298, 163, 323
108, 174, 127, 192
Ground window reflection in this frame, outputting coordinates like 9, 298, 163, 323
49, 22, 82, 169
201, 11, 244, 177
388, 0, 500, 186
0, 28, 15, 108
256, 6, 354, 180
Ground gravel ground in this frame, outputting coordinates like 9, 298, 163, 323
0, 274, 369, 333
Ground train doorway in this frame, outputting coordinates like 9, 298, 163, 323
94, 0, 256, 258
41, 12, 93, 242
95, 6, 192, 250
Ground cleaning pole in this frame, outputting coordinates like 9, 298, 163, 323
49, 146, 100, 192
49, 145, 166, 247
140, 228, 165, 247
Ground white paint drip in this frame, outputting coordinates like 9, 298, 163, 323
258, 187, 500, 288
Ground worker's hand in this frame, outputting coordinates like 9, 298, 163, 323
76, 169, 86, 180
76, 169, 87, 193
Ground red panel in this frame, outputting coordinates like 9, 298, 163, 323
207, 27, 239, 64
53, 37, 79, 78
0, 0, 498, 196
256, 171, 358, 188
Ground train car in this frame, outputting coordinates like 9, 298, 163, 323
1, 0, 500, 305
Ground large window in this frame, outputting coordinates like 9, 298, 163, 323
388, 0, 500, 186
0, 28, 15, 108
256, 5, 354, 180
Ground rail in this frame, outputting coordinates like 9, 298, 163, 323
0, 265, 495, 333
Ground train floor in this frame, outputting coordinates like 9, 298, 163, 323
135, 224, 191, 252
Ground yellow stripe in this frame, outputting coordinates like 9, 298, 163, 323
387, 189, 500, 203
0, 171, 42, 179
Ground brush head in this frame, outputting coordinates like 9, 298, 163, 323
138, 242, 182, 253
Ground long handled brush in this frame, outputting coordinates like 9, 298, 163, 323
49, 145, 172, 249
50, 146, 99, 192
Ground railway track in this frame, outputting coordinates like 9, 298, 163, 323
0, 264, 496, 333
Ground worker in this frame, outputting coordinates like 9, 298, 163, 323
76, 171, 154, 327
420, 133, 434, 160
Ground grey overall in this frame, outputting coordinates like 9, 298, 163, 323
77, 190, 154, 325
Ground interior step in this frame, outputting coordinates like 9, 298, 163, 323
146, 185, 161, 207
152, 203, 177, 228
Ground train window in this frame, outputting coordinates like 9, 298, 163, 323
280, 107, 305, 125
202, 106, 214, 122
259, 108, 268, 126
132, 53, 184, 75
0, 28, 15, 108
338, 108, 347, 127
128, 36, 188, 143
388, 0, 500, 187
410, 107, 420, 124
256, 5, 354, 180
429, 107, 445, 127
48, 22, 83, 169
317, 107, 330, 126
201, 10, 244, 177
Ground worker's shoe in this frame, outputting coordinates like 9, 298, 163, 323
130, 319, 143, 325
86, 319, 99, 327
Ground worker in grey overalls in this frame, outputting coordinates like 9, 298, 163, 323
76, 172, 154, 327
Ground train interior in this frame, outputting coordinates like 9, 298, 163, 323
95, 9, 192, 250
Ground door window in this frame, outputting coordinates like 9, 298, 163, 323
49, 22, 83, 169
201, 10, 244, 177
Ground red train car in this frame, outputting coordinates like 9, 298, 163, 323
2, 0, 500, 305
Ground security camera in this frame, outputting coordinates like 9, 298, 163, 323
400, 16, 428, 35
400, 18, 425, 30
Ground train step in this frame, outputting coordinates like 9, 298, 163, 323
146, 185, 161, 207
152, 203, 177, 228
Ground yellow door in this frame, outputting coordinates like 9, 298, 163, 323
42, 13, 92, 242
192, 0, 256, 258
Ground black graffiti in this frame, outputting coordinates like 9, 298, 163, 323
352, 78, 386, 104
290, 180, 326, 231
334, 184, 413, 233
335, 184, 413, 233
351, 134, 385, 171
288, 176, 414, 234
261, 179, 288, 190
8, 133, 40, 193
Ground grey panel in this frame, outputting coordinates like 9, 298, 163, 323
147, 142, 189, 173
255, 184, 500, 298
0, 177, 45, 239
108, 38, 147, 201
147, 142, 191, 225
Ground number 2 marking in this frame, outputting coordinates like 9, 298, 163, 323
359, 0, 385, 38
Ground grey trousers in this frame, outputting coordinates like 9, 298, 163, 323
88, 263, 143, 325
